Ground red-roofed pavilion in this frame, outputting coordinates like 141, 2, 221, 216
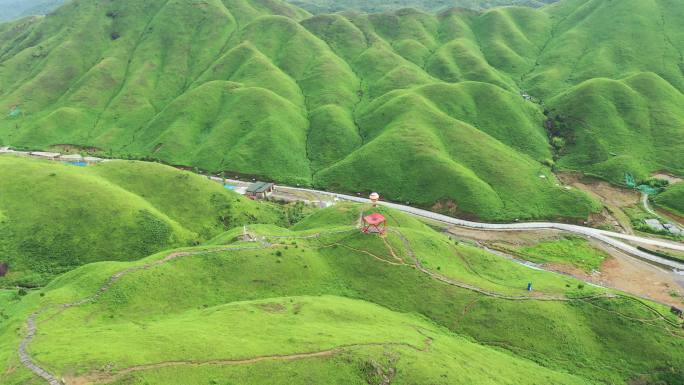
362, 213, 387, 235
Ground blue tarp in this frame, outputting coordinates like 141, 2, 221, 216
67, 161, 88, 167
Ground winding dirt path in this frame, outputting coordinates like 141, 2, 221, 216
17, 227, 360, 385
73, 339, 431, 385
17, 225, 682, 385
18, 243, 274, 385
388, 229, 613, 302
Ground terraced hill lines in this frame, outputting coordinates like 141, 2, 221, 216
3, 0, 682, 221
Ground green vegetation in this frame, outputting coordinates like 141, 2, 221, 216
13, 0, 684, 220
0, 0, 557, 23
0, 156, 281, 287
288, 0, 557, 14
655, 183, 684, 218
515, 236, 610, 272
1, 203, 682, 385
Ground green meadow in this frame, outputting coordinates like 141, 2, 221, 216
288, 0, 557, 14
1, 0, 682, 220
1, 200, 683, 384
0, 156, 282, 287
655, 183, 684, 218
515, 236, 610, 272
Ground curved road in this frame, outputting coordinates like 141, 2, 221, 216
272, 185, 684, 271
2, 149, 682, 270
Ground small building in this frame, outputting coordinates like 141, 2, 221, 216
362, 213, 387, 235
246, 181, 275, 199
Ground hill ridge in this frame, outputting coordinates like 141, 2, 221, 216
0, 0, 682, 221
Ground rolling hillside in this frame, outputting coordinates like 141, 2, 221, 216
0, 0, 555, 23
288, 0, 558, 14
0, 0, 682, 221
655, 183, 684, 217
0, 156, 281, 287
1, 203, 683, 385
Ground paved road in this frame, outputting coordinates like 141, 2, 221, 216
3, 149, 682, 271
642, 193, 658, 216
272, 185, 684, 271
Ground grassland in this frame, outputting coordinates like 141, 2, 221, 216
0, 155, 282, 288
3, 0, 683, 220
1, 203, 682, 385
515, 235, 610, 272
288, 0, 558, 14
654, 183, 684, 218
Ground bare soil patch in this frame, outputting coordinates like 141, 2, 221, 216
558, 172, 639, 207
592, 242, 683, 307
48, 144, 102, 154
651, 173, 682, 184
557, 172, 639, 232
449, 225, 684, 307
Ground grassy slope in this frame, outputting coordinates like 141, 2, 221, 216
0, 0, 682, 221
534, 0, 684, 181
0, 156, 281, 287
287, 0, 557, 14
1, 204, 682, 385
654, 183, 684, 217
515, 235, 609, 272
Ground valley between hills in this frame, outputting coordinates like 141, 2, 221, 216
1, 0, 684, 384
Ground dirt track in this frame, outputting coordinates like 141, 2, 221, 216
17, 225, 684, 385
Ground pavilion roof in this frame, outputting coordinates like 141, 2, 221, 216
363, 213, 386, 225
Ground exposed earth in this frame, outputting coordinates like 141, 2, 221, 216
446, 226, 684, 307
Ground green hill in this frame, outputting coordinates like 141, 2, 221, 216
288, 0, 558, 14
1, 203, 682, 385
0, 0, 682, 221
0, 0, 556, 23
655, 183, 684, 217
0, 156, 281, 287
